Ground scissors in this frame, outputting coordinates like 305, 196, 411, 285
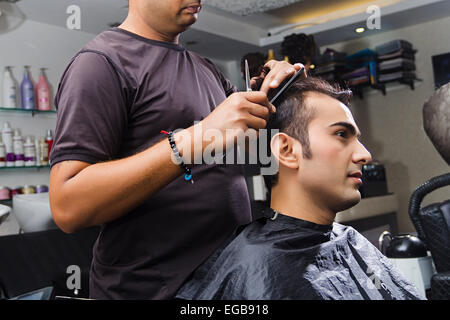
244, 59, 252, 92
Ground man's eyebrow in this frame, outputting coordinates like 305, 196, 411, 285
329, 121, 361, 138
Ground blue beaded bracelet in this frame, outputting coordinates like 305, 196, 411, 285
161, 130, 194, 184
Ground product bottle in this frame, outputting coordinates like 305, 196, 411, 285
24, 136, 36, 167
2, 122, 15, 167
266, 49, 275, 62
21, 66, 35, 110
13, 128, 24, 167
36, 68, 51, 111
3, 66, 17, 109
45, 129, 53, 158
35, 136, 41, 166
0, 136, 6, 167
39, 137, 48, 166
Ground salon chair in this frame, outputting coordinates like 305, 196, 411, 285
0, 226, 99, 299
409, 172, 450, 300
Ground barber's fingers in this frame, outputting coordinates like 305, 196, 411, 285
244, 113, 268, 130
244, 91, 276, 114
246, 102, 270, 121
259, 61, 306, 94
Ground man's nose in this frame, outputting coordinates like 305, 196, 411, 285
353, 141, 372, 165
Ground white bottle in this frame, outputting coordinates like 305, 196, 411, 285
35, 136, 41, 166
13, 128, 24, 167
0, 136, 6, 167
2, 66, 17, 109
39, 137, 48, 166
2, 122, 14, 167
24, 136, 36, 167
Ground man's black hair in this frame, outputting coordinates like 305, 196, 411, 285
240, 52, 267, 79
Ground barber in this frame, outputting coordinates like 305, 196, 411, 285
49, 0, 303, 299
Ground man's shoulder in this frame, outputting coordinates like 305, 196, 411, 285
186, 51, 227, 78
67, 29, 140, 88
80, 29, 123, 54
331, 222, 372, 244
331, 221, 353, 237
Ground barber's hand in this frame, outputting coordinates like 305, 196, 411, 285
178, 91, 273, 161
175, 92, 273, 164
251, 60, 307, 95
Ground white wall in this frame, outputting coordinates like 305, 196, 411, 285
323, 16, 450, 233
0, 15, 97, 189
209, 58, 246, 91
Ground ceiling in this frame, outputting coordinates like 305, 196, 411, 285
207, 0, 303, 16
1, 0, 450, 61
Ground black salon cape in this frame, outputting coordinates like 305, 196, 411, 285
176, 210, 425, 300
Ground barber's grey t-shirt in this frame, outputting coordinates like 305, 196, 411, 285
50, 28, 252, 299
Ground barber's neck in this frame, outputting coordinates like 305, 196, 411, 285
119, 14, 180, 44
270, 179, 336, 226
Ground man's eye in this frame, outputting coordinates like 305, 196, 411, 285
335, 130, 347, 138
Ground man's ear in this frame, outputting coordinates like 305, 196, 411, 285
270, 133, 301, 170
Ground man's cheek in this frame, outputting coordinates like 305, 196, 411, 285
316, 144, 342, 163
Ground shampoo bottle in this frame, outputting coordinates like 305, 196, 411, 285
35, 136, 41, 166
39, 137, 48, 166
21, 66, 35, 110
2, 122, 15, 167
45, 129, 53, 157
24, 136, 36, 166
3, 66, 17, 109
266, 49, 275, 62
36, 68, 51, 111
13, 128, 24, 167
0, 136, 6, 167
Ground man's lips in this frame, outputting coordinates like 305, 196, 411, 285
184, 4, 202, 14
348, 171, 363, 184
348, 171, 362, 178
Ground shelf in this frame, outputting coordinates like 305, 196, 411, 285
0, 165, 50, 171
0, 107, 56, 116
350, 78, 422, 99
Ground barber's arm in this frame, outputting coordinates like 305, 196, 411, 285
50, 91, 272, 233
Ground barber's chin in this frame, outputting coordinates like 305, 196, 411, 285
182, 11, 199, 24
180, 18, 197, 30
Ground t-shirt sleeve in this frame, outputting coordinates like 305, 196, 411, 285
50, 51, 130, 166
220, 72, 238, 97
202, 57, 238, 97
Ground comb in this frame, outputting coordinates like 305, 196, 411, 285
269, 67, 304, 105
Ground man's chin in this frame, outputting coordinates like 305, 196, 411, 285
334, 194, 361, 212
180, 12, 198, 25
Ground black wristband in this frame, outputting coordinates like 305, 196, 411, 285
161, 130, 193, 184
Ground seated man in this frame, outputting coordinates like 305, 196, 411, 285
176, 77, 425, 300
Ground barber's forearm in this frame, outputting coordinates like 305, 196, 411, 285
52, 127, 199, 232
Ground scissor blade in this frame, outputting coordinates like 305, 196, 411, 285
245, 59, 252, 92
